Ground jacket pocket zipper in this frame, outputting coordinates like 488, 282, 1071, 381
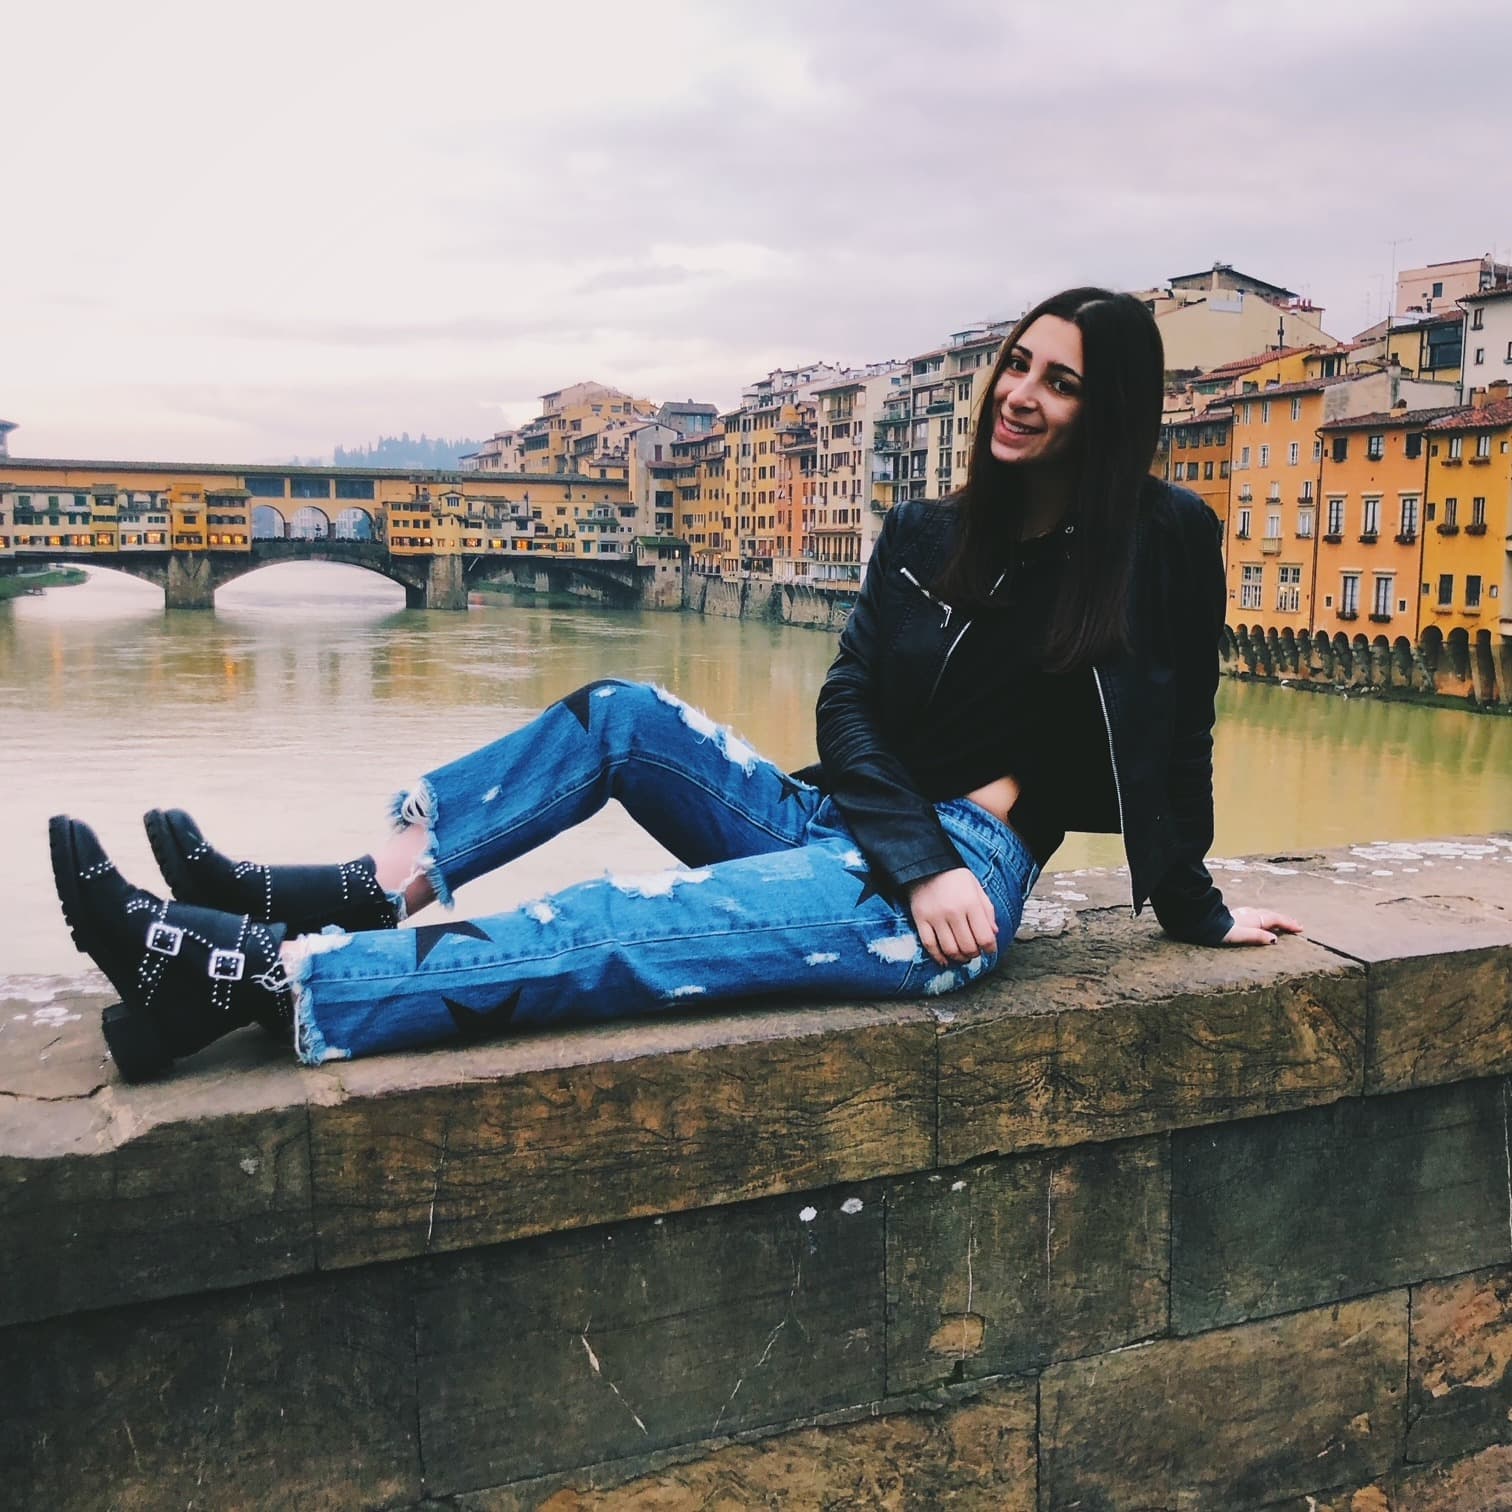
898, 566, 952, 630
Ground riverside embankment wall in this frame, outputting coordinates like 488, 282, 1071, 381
4, 834, 1512, 1509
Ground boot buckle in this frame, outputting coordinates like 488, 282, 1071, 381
146, 922, 184, 957
208, 948, 246, 982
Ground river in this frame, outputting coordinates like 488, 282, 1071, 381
4, 564, 1510, 983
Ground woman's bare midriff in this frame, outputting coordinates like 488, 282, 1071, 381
962, 773, 1022, 828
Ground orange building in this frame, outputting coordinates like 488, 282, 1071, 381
1311, 406, 1456, 645
1159, 405, 1233, 530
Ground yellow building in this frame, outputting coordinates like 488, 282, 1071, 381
517, 382, 656, 478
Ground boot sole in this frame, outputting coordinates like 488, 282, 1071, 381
143, 808, 198, 904
49, 816, 173, 1082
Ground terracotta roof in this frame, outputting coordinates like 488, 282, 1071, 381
1170, 410, 1233, 429
1460, 284, 1512, 306
1318, 406, 1462, 432
1425, 396, 1512, 431
1230, 375, 1353, 400
1200, 345, 1316, 378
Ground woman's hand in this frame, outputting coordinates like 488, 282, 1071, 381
906, 868, 999, 968
1220, 906, 1305, 946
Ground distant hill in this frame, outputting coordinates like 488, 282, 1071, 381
332, 433, 484, 470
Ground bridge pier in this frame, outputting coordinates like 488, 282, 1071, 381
425, 554, 467, 611
164, 553, 215, 610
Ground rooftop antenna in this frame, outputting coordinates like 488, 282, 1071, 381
1385, 236, 1413, 339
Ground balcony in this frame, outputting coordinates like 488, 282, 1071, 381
1469, 455, 1491, 466
1442, 457, 1463, 467
1260, 535, 1281, 555
1369, 613, 1393, 624
1322, 533, 1343, 545
1466, 523, 1488, 536
1357, 532, 1378, 545
1436, 523, 1460, 536
1337, 609, 1358, 621
1297, 492, 1314, 504
1395, 531, 1418, 545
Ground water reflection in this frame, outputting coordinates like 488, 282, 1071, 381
4, 564, 1510, 978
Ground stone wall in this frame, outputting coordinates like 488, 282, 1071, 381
3, 836, 1511, 1509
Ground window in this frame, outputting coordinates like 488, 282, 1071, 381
1362, 497, 1380, 536
1259, 444, 1271, 467
1431, 280, 1444, 297
1239, 445, 1251, 468
1237, 507, 1252, 539
334, 478, 375, 501
1372, 575, 1393, 618
1204, 460, 1215, 480
1313, 439, 1324, 462
1261, 401, 1271, 423
1220, 460, 1230, 478
1472, 496, 1487, 527
246, 475, 287, 498
1474, 348, 1486, 365
1340, 573, 1360, 617
1476, 433, 1492, 458
1300, 481, 1314, 502
1243, 403, 1253, 424
1399, 496, 1419, 537
1405, 432, 1423, 460
1240, 563, 1263, 610
1297, 507, 1315, 538
1277, 564, 1302, 613
1467, 575, 1483, 609
1438, 573, 1454, 606
1327, 498, 1345, 536
1291, 398, 1302, 421
1266, 511, 1281, 538
1472, 307, 1484, 330
1288, 442, 1300, 466
1332, 436, 1349, 463
1448, 436, 1463, 459
290, 476, 331, 500
1367, 434, 1385, 461
1444, 497, 1459, 525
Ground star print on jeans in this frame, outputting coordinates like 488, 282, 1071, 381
774, 771, 808, 803
413, 919, 492, 967
845, 861, 885, 906
443, 987, 523, 1041
561, 679, 619, 733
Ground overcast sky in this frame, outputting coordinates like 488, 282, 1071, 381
7, 0, 1509, 463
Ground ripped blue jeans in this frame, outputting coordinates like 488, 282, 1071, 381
291, 680, 1038, 1064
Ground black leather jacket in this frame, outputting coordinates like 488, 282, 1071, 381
794, 480, 1234, 946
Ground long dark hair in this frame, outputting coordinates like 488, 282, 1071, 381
934, 286, 1164, 672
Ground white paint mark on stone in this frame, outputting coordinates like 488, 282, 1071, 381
239, 1157, 260, 1176
867, 934, 920, 964
481, 786, 500, 803
1054, 889, 1089, 902
1371, 869, 1394, 877
805, 951, 839, 966
28, 1005, 81, 1028
526, 901, 557, 925
799, 1206, 818, 1223
950, 1180, 967, 1192
840, 1197, 864, 1215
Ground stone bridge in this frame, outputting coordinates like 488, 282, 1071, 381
27, 540, 662, 611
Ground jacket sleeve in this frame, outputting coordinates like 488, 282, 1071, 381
815, 508, 965, 893
1148, 501, 1235, 946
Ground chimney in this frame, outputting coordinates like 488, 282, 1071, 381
1477, 379, 1510, 410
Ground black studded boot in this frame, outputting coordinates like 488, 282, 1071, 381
144, 808, 400, 936
50, 816, 292, 1083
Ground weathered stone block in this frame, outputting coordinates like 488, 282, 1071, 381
1408, 1262, 1512, 1464
0, 1268, 420, 1510
1039, 1293, 1408, 1511
312, 1005, 934, 1270
0, 1007, 316, 1327
414, 1188, 885, 1496
1367, 945, 1512, 1095
939, 909, 1364, 1163
1172, 1080, 1511, 1333
455, 1379, 1036, 1511
885, 1137, 1166, 1391
1395, 1443, 1512, 1510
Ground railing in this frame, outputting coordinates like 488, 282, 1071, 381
1261, 536, 1281, 555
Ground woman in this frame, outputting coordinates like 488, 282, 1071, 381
50, 287, 1300, 1082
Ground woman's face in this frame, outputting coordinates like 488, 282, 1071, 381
988, 315, 1085, 468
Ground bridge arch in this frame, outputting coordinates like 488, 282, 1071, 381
252, 505, 287, 539
290, 505, 331, 540
334, 507, 375, 541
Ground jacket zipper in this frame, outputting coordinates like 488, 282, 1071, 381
905, 568, 1009, 709
898, 566, 952, 631
1091, 666, 1131, 899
